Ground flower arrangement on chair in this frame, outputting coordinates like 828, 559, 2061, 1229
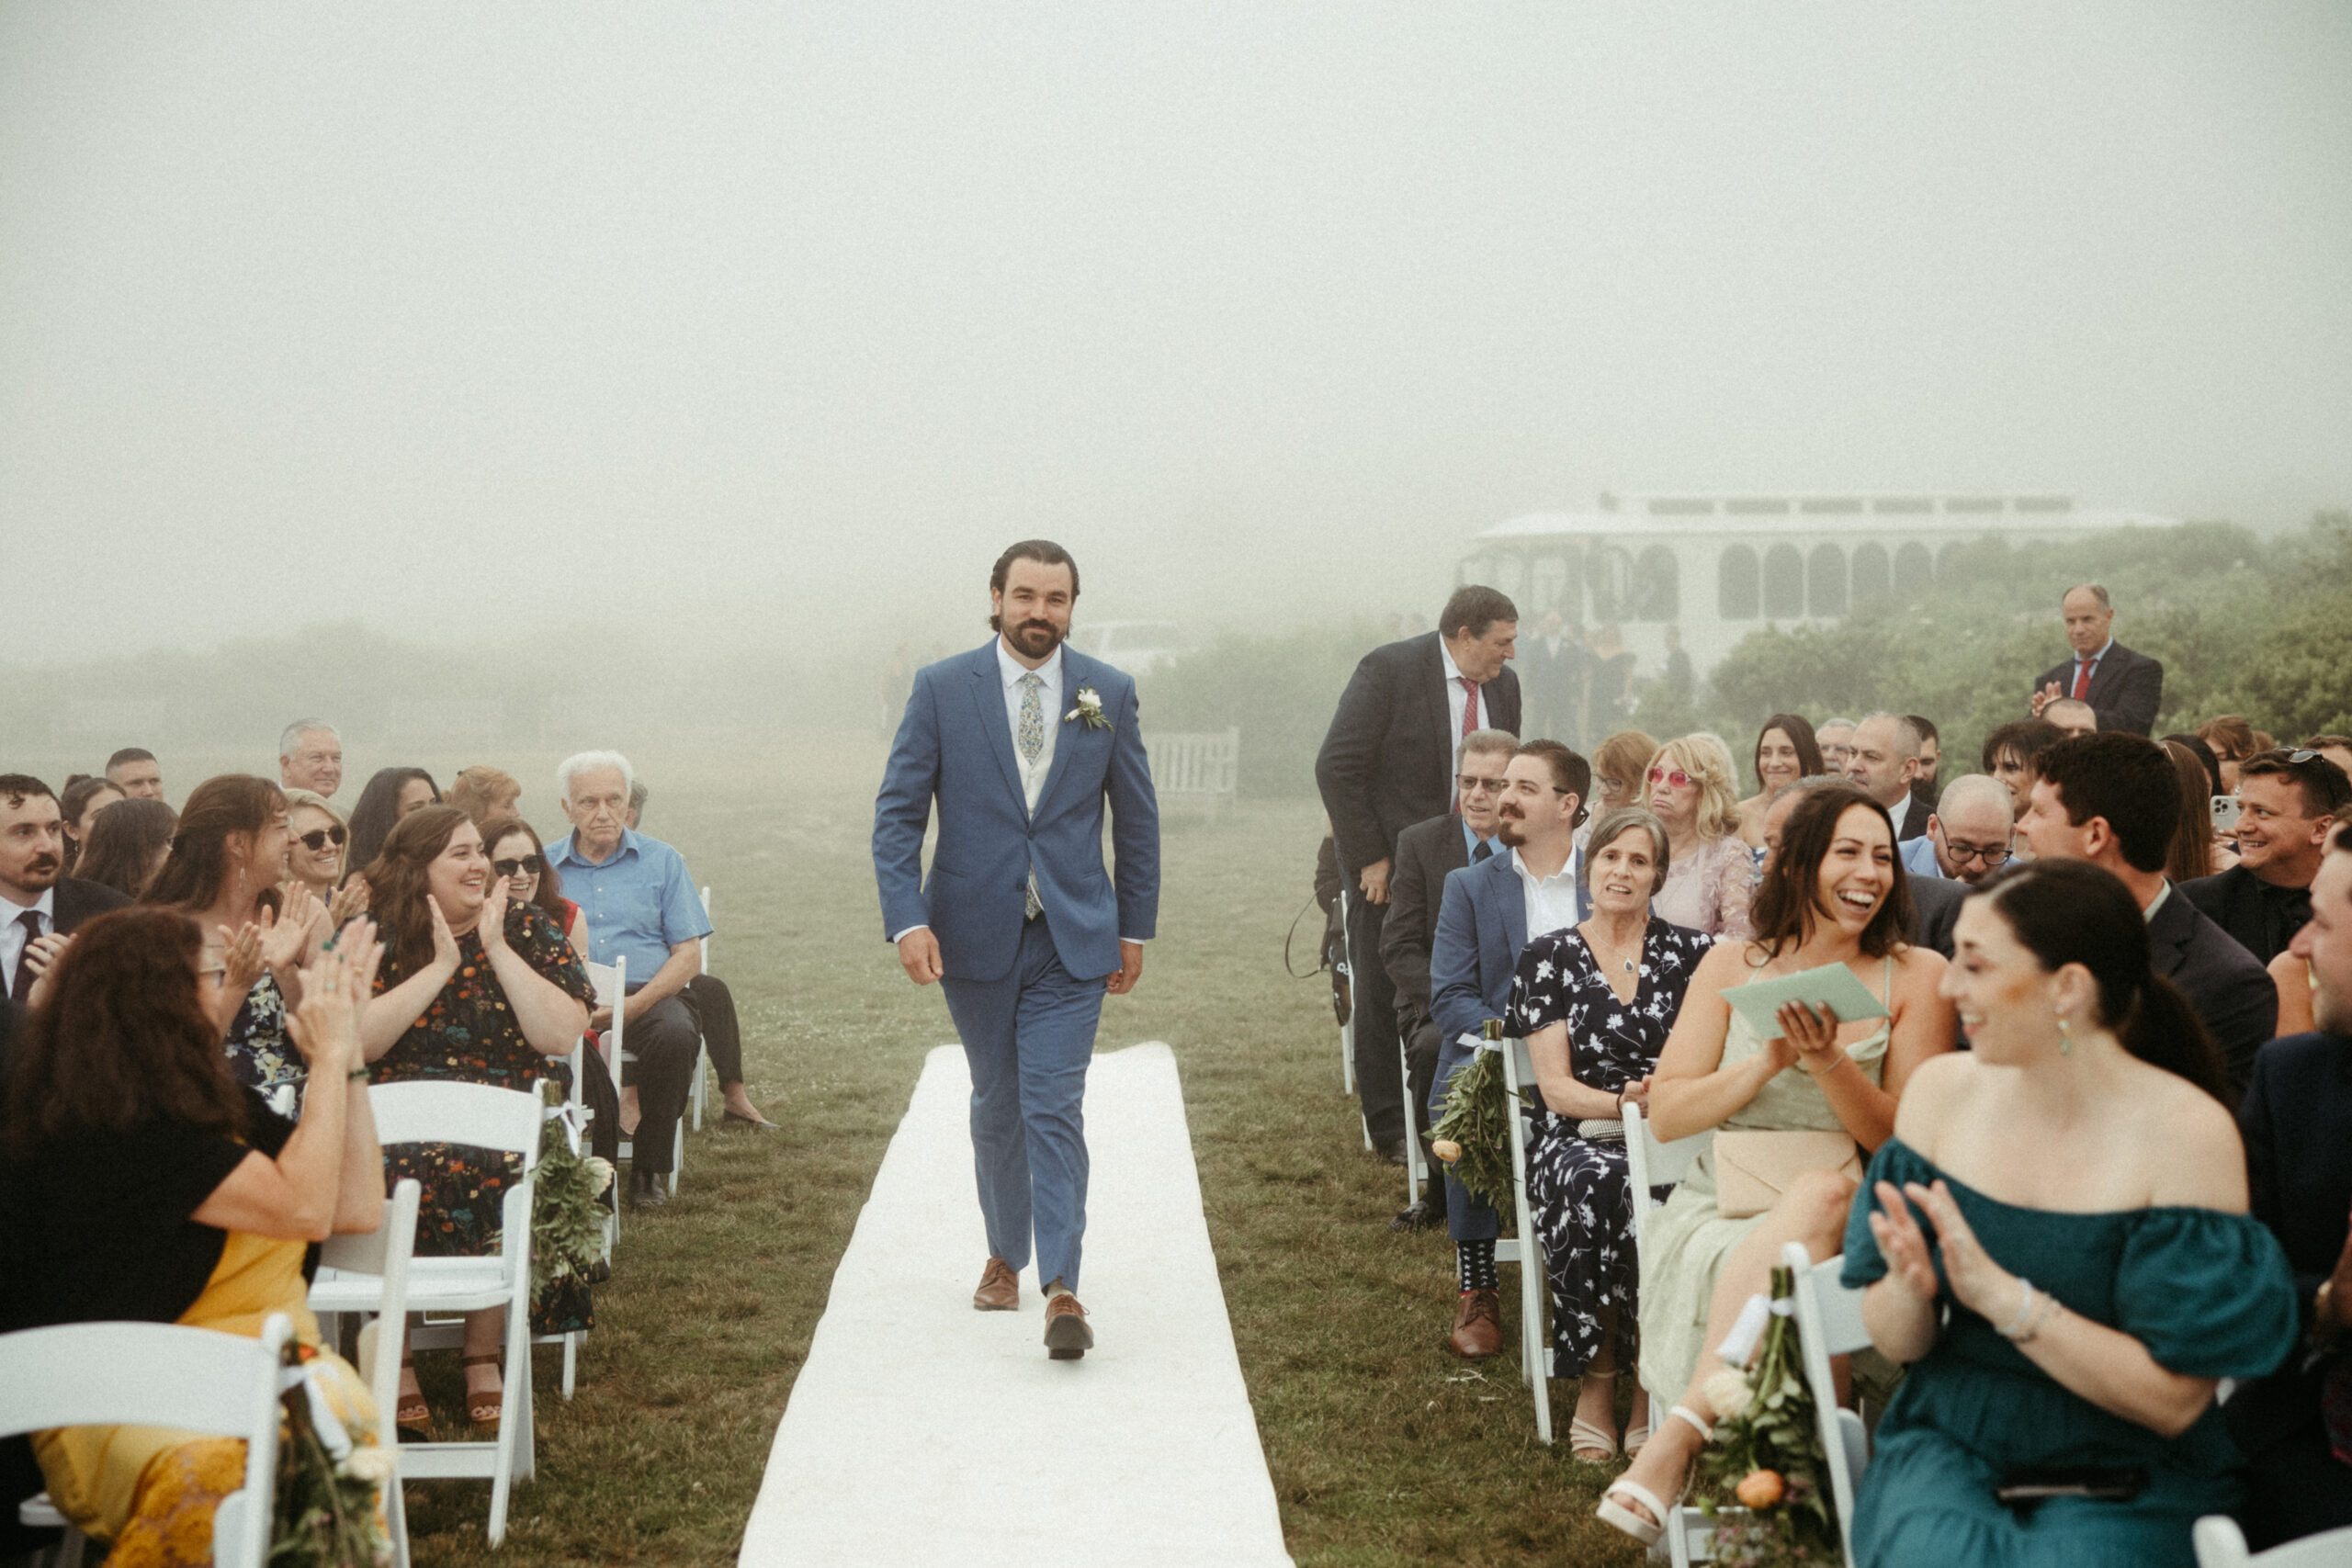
1692, 1262, 1841, 1567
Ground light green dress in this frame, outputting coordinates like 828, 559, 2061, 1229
1635, 954, 1892, 1403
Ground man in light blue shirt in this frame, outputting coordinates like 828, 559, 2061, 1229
546, 750, 712, 1210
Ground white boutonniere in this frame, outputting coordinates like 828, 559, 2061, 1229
1064, 685, 1111, 730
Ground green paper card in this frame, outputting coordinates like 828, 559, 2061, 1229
1719, 961, 1890, 1040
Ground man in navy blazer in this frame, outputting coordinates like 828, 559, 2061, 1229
2030, 584, 2164, 736
1425, 739, 1589, 1358
872, 542, 1160, 1359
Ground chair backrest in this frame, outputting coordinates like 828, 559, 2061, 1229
1623, 1101, 1711, 1250
2195, 1516, 2352, 1568
318, 1180, 421, 1432
1782, 1241, 1872, 1566
583, 953, 628, 1067
369, 1080, 546, 1161
0, 1314, 292, 1568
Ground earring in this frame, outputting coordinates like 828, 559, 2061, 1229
2056, 1013, 2072, 1056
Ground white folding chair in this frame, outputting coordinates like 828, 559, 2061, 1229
691, 886, 714, 1132
1491, 1036, 1554, 1443
586, 955, 682, 1198
307, 1179, 422, 1568
1337, 886, 1359, 1100
345, 1081, 544, 1547
528, 1079, 596, 1400
1621, 1102, 1714, 1561
3, 1314, 294, 1568
2194, 1517, 2352, 1568
1783, 1240, 1872, 1568
1397, 1022, 1429, 1208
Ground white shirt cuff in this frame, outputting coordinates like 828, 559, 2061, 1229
890, 925, 930, 944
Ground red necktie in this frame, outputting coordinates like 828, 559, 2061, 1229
1459, 677, 1480, 738
2071, 657, 2092, 700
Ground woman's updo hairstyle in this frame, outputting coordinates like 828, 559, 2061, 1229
1972, 858, 2227, 1100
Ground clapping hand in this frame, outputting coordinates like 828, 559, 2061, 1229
284, 918, 384, 1077
2030, 681, 2062, 718
329, 874, 371, 928
259, 886, 321, 974
1870, 1179, 2008, 1317
218, 920, 267, 997
476, 874, 511, 954
427, 898, 462, 976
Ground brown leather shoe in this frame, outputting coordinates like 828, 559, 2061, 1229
1043, 1290, 1093, 1359
1450, 1288, 1503, 1359
973, 1257, 1020, 1312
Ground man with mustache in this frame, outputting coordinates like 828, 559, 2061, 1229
0, 774, 130, 1010
873, 540, 1160, 1359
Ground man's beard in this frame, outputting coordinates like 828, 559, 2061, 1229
1495, 814, 1526, 848
22, 854, 59, 884
1007, 618, 1064, 658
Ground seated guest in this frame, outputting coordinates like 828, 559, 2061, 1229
2234, 823, 2352, 1546
345, 766, 442, 883
2018, 734, 2278, 1096
1843, 713, 1932, 841
1769, 774, 1963, 956
1583, 729, 1657, 846
1734, 714, 1821, 851
1815, 717, 1857, 773
0, 908, 389, 1559
1923, 774, 2015, 886
68, 795, 176, 901
1430, 740, 1589, 1359
2043, 696, 2098, 738
276, 719, 344, 799
1379, 728, 1517, 1231
1846, 860, 2295, 1568
1, 776, 131, 1007
546, 751, 712, 1206
447, 765, 522, 827
2199, 715, 2259, 794
2184, 749, 2350, 964
103, 747, 164, 800
2162, 740, 2230, 883
621, 776, 775, 1130
1981, 716, 2066, 820
1598, 784, 1954, 1547
2269, 950, 2315, 1037
57, 775, 123, 874
2304, 734, 2352, 785
1510, 806, 1711, 1461
358, 807, 591, 1428
282, 788, 350, 903
144, 776, 329, 1106
2030, 582, 2165, 735
481, 816, 589, 954
1641, 734, 1755, 940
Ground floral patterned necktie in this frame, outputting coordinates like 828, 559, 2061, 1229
1018, 671, 1045, 918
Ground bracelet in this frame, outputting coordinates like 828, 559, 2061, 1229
346, 1067, 369, 1082
1997, 1278, 2039, 1339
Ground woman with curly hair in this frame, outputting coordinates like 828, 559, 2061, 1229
1641, 733, 1758, 940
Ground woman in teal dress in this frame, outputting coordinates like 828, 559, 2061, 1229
1846, 858, 2299, 1568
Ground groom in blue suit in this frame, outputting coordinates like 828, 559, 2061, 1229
872, 540, 1160, 1359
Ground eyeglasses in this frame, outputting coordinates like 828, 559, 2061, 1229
1456, 773, 1509, 795
1647, 767, 1692, 790
1936, 832, 2011, 867
492, 854, 547, 878
297, 826, 347, 852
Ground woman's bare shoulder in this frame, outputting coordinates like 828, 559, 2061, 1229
1890, 1051, 1980, 1151
2138, 1073, 2249, 1212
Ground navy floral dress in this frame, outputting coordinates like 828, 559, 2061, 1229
1507, 916, 1712, 1375
224, 973, 303, 1117
368, 904, 594, 1258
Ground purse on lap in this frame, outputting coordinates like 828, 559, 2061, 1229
1713, 1128, 1862, 1220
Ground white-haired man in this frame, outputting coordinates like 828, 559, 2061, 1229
545, 750, 712, 1209
277, 719, 344, 798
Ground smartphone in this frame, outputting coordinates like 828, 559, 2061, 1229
2211, 795, 2243, 834
1995, 1465, 2147, 1506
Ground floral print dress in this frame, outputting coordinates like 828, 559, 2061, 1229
223, 973, 303, 1118
1507, 916, 1713, 1375
368, 904, 594, 1258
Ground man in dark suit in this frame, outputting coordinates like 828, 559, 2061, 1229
1843, 714, 1931, 841
2231, 821, 2352, 1549
1, 774, 131, 1005
2017, 734, 2275, 1097
1427, 740, 1587, 1359
1377, 728, 1516, 1231
2183, 748, 2350, 964
2030, 583, 2163, 736
1317, 585, 1522, 1163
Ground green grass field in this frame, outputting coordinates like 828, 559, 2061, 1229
27, 737, 1646, 1565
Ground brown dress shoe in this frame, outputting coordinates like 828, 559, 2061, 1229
973, 1257, 1020, 1312
1450, 1288, 1503, 1359
1043, 1290, 1094, 1359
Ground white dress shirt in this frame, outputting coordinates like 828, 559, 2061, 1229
997, 637, 1064, 816
1512, 845, 1583, 943
1885, 792, 1912, 837
0, 885, 56, 997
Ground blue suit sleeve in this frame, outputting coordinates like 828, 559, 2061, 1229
1105, 675, 1159, 942
872, 667, 942, 941
1430, 869, 1493, 1045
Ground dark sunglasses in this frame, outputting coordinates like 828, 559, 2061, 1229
297, 826, 347, 851
493, 854, 547, 878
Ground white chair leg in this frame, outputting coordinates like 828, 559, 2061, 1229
560, 1332, 577, 1401
690, 1042, 709, 1131
385, 1457, 413, 1568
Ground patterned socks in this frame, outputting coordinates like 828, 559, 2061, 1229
1457, 1239, 1498, 1292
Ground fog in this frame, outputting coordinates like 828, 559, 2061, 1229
6, 3, 2350, 695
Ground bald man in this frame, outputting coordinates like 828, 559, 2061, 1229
2030, 583, 2163, 735
1925, 774, 2016, 886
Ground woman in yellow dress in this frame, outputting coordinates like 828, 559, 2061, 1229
0, 905, 390, 1567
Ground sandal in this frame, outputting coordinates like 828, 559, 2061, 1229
394, 1359, 430, 1436
1623, 1416, 1652, 1456
1566, 1416, 1618, 1463
1596, 1477, 1672, 1548
461, 1352, 503, 1427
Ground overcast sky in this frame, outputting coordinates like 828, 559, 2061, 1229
4, 3, 2348, 663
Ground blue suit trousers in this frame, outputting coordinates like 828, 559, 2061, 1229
939, 915, 1106, 1292
1430, 1033, 1502, 1243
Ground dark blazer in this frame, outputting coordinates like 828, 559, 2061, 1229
1381, 812, 1479, 1033
2033, 640, 2164, 736
1317, 633, 1522, 875
2229, 1031, 2352, 1541
2148, 883, 2278, 1100
1906, 872, 1966, 959
1, 877, 127, 997
2180, 863, 2310, 967
1429, 845, 1588, 1047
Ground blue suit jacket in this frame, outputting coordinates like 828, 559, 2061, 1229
1429, 847, 1589, 1045
1898, 835, 1940, 881
872, 640, 1160, 984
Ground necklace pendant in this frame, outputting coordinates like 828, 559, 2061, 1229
1623, 959, 1635, 974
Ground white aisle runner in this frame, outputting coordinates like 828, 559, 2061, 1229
740, 1042, 1294, 1568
